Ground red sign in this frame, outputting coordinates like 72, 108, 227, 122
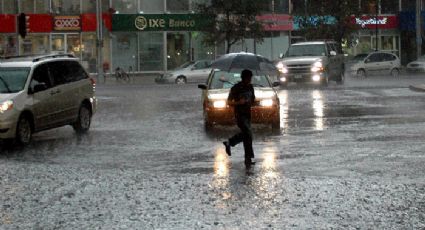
81, 13, 112, 32
53, 16, 81, 31
26, 14, 52, 33
0, 14, 16, 33
352, 15, 398, 29
257, 14, 293, 31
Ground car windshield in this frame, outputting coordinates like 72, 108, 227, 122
286, 44, 326, 57
209, 71, 271, 89
353, 54, 368, 61
0, 67, 30, 94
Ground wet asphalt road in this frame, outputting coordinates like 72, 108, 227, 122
1, 75, 425, 229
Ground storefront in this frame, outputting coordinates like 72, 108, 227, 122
349, 15, 400, 58
111, 13, 214, 72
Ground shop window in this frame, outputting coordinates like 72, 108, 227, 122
274, 0, 289, 14
2, 0, 17, 13
140, 0, 164, 13
52, 0, 80, 14
167, 0, 189, 12
1, 36, 18, 56
167, 32, 190, 70
380, 0, 398, 14
20, 0, 34, 13
112, 0, 137, 14
361, 0, 378, 15
82, 34, 97, 73
113, 33, 138, 72
82, 1, 96, 13
19, 35, 49, 55
401, 0, 415, 11
139, 32, 164, 71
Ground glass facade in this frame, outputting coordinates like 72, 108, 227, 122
113, 0, 138, 14
19, 0, 49, 13
0, 35, 18, 56
167, 0, 189, 12
139, 32, 164, 71
19, 34, 49, 55
1, 0, 17, 13
52, 0, 81, 14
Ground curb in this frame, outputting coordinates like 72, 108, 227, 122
409, 84, 425, 92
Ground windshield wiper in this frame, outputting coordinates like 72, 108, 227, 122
0, 75, 12, 93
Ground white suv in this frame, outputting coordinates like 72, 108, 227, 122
0, 54, 97, 145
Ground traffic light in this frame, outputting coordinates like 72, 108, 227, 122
18, 13, 29, 39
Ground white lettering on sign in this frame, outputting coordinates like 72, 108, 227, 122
356, 17, 388, 28
54, 17, 81, 30
169, 19, 196, 28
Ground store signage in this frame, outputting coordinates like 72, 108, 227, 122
352, 15, 398, 29
112, 14, 208, 31
257, 14, 293, 31
54, 16, 81, 31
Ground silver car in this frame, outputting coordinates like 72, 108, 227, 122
406, 55, 425, 73
0, 54, 97, 145
155, 60, 212, 84
348, 52, 401, 78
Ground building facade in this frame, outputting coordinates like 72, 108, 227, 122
0, 0, 293, 73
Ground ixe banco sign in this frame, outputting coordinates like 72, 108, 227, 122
112, 14, 209, 31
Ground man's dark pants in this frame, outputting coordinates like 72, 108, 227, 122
229, 115, 254, 159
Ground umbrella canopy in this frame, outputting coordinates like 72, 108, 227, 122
211, 52, 279, 76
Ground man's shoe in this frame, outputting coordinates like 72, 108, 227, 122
223, 141, 231, 156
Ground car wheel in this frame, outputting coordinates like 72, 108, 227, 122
175, 76, 187, 84
73, 103, 92, 134
16, 115, 32, 145
357, 69, 366, 78
391, 68, 399, 77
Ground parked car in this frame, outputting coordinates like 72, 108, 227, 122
275, 41, 345, 87
347, 51, 401, 77
0, 53, 97, 145
198, 70, 280, 131
155, 60, 212, 84
406, 55, 425, 73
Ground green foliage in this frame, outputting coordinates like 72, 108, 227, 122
295, 0, 361, 46
195, 0, 266, 53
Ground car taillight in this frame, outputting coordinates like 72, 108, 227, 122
90, 78, 96, 86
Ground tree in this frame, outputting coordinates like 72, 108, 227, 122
196, 0, 266, 54
295, 0, 361, 47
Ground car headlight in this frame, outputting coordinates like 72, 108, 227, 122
311, 61, 324, 72
276, 62, 288, 74
212, 100, 227, 108
0, 100, 13, 113
259, 99, 274, 107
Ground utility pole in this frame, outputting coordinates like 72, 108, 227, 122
416, 0, 422, 58
375, 0, 378, 51
96, 0, 104, 82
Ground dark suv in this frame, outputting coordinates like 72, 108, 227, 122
0, 54, 97, 145
275, 41, 345, 86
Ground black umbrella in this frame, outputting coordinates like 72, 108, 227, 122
211, 52, 279, 76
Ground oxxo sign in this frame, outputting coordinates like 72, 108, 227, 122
54, 16, 81, 31
112, 14, 207, 32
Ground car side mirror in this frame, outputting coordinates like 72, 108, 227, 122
29, 83, 48, 94
330, 51, 337, 56
198, 84, 207, 90
279, 53, 284, 59
365, 59, 370, 63
191, 67, 196, 71
272, 82, 280, 87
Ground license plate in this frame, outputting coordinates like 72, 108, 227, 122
294, 74, 302, 79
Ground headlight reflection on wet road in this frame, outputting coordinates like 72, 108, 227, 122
211, 147, 232, 206
278, 90, 289, 130
312, 90, 324, 131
